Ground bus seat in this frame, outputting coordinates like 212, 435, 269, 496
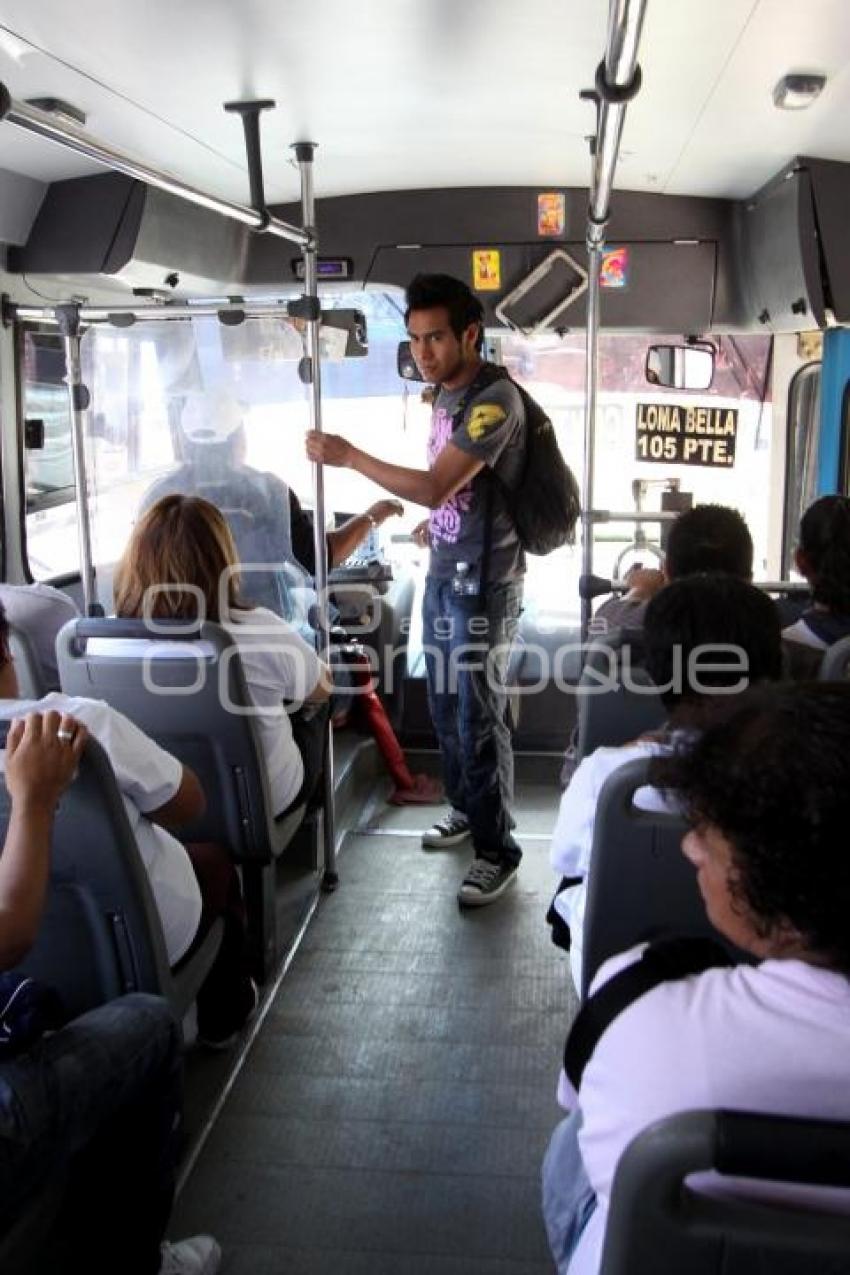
55, 617, 308, 981
819, 634, 850, 681
600, 1109, 850, 1275
576, 633, 665, 763
7, 621, 49, 698
0, 730, 222, 1023
581, 757, 747, 998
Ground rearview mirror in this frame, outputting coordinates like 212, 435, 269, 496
645, 342, 714, 391
397, 339, 425, 382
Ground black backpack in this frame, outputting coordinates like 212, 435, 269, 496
509, 377, 581, 555
451, 363, 581, 556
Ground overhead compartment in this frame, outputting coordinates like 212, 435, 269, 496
734, 160, 826, 333
8, 172, 250, 295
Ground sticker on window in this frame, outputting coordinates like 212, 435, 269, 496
537, 193, 565, 237
600, 247, 629, 289
472, 250, 501, 291
636, 402, 737, 467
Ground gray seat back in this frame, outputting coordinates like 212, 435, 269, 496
8, 621, 49, 698
576, 632, 665, 762
0, 730, 172, 1018
56, 616, 305, 980
819, 634, 850, 681
600, 1109, 850, 1274
581, 757, 746, 998
56, 617, 297, 862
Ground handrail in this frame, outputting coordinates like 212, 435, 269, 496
581, 0, 648, 640
0, 86, 310, 249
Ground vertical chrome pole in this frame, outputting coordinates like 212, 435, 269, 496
55, 304, 101, 616
580, 0, 647, 641
581, 248, 602, 641
294, 141, 337, 890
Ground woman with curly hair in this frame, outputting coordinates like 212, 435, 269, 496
543, 682, 850, 1275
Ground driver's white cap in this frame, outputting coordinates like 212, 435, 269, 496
180, 390, 244, 444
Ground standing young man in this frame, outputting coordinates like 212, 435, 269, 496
306, 273, 526, 906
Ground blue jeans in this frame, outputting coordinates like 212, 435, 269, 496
422, 576, 523, 867
542, 1110, 598, 1273
0, 993, 182, 1274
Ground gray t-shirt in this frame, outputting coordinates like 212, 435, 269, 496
427, 372, 526, 586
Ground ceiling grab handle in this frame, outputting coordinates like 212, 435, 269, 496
54, 304, 103, 618
293, 140, 338, 893
580, 0, 647, 642
0, 84, 310, 248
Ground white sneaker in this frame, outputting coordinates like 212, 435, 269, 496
159, 1235, 222, 1275
421, 809, 471, 848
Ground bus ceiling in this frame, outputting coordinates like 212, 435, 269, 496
1, 0, 850, 331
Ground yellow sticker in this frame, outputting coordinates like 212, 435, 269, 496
472, 249, 501, 291
467, 402, 507, 441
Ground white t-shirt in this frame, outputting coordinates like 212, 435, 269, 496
221, 607, 324, 815
549, 947, 850, 1275
0, 693, 201, 965
550, 740, 670, 992
782, 617, 828, 650
0, 583, 79, 691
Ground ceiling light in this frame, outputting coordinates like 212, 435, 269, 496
772, 73, 826, 111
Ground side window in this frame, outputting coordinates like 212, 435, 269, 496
20, 328, 80, 580
782, 362, 820, 576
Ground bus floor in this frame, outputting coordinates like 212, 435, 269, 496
172, 744, 575, 1274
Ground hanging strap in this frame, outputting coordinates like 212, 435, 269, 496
564, 936, 734, 1091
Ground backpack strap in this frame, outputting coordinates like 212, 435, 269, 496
564, 936, 734, 1091
441, 362, 514, 603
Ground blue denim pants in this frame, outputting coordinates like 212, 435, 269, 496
0, 993, 182, 1274
422, 576, 523, 867
542, 1110, 598, 1273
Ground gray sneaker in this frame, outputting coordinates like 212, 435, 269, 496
422, 810, 471, 849
457, 858, 518, 907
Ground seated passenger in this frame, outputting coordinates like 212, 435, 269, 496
543, 682, 850, 1275
592, 503, 753, 636
550, 574, 782, 990
0, 709, 220, 1274
0, 601, 255, 1049
783, 494, 850, 653
140, 389, 403, 621
559, 504, 755, 786
114, 494, 333, 817
0, 580, 79, 691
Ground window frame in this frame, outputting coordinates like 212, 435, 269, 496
781, 360, 821, 577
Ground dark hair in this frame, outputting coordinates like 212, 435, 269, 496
644, 574, 782, 708
652, 682, 850, 974
405, 274, 485, 351
665, 504, 753, 580
798, 494, 850, 614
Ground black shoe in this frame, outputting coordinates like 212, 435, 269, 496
421, 809, 471, 849
457, 858, 518, 907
